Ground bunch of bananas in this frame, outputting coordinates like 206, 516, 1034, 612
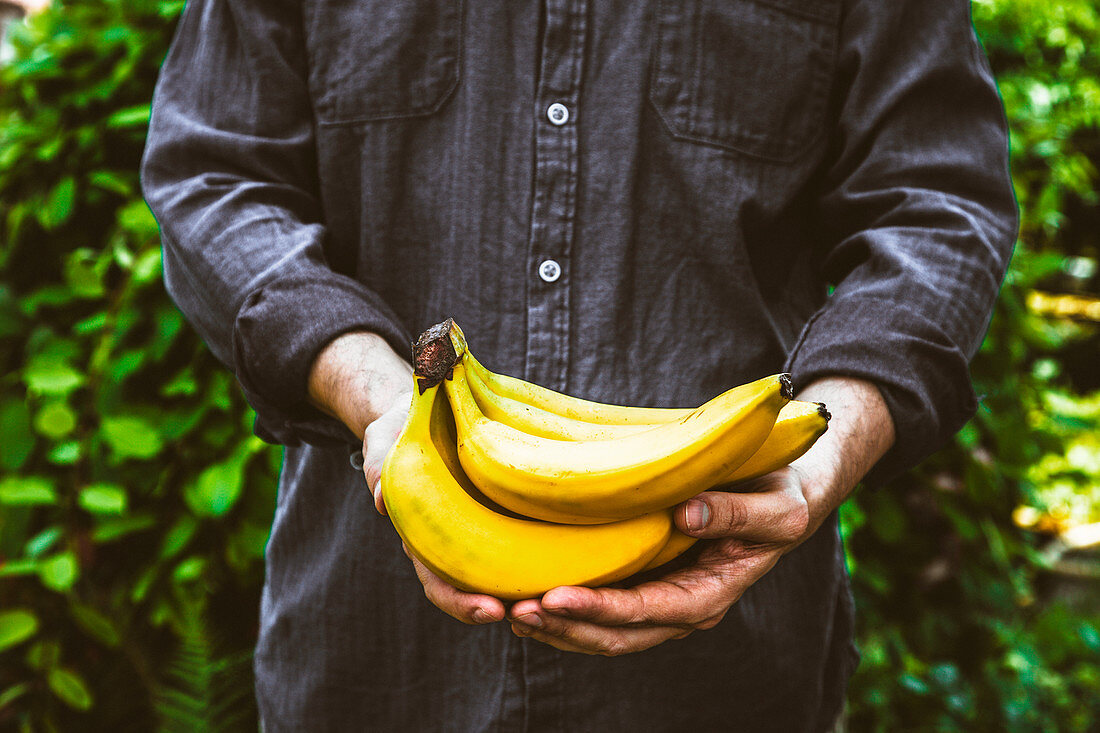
380, 320, 830, 600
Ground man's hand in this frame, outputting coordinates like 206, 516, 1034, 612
308, 331, 507, 626
505, 376, 896, 655
361, 398, 509, 625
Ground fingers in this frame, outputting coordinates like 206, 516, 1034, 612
372, 479, 387, 515
407, 551, 506, 625
509, 614, 687, 656
538, 582, 699, 627
502, 542, 786, 656
501, 564, 737, 657
675, 473, 810, 544
362, 403, 409, 515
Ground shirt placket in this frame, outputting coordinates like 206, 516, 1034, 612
524, 0, 586, 393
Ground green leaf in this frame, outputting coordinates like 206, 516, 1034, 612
23, 356, 85, 396
161, 368, 198, 397
48, 668, 93, 711
132, 248, 162, 284
47, 441, 82, 465
25, 640, 60, 671
78, 483, 127, 515
34, 401, 77, 439
24, 526, 63, 558
899, 673, 930, 696
63, 248, 105, 298
72, 311, 108, 335
100, 415, 163, 459
40, 176, 76, 230
159, 516, 198, 560
173, 556, 206, 583
38, 552, 78, 592
0, 559, 40, 578
87, 169, 133, 196
116, 199, 158, 240
69, 603, 121, 647
0, 476, 57, 505
185, 452, 246, 517
106, 103, 151, 128
0, 398, 35, 470
0, 609, 38, 652
0, 683, 31, 710
91, 514, 157, 543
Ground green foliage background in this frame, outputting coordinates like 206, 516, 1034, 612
1, 0, 1098, 729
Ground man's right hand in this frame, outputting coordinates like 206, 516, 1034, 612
307, 331, 506, 625
360, 393, 507, 625
360, 394, 411, 514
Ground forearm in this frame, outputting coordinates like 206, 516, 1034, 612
308, 331, 414, 439
790, 376, 896, 527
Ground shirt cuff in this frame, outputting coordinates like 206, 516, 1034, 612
231, 273, 412, 446
784, 295, 979, 487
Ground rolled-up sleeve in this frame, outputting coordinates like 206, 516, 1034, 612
141, 0, 410, 446
785, 0, 1018, 483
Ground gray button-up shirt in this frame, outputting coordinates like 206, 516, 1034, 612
141, 0, 1016, 729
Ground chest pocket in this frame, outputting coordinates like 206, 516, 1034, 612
305, 0, 461, 126
650, 0, 838, 162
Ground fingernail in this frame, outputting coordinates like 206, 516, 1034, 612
373, 480, 382, 498
515, 613, 542, 628
473, 608, 494, 624
685, 499, 710, 532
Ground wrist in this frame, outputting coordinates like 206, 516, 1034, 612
307, 331, 414, 438
789, 376, 895, 522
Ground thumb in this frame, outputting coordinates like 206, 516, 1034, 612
362, 399, 411, 514
674, 473, 808, 543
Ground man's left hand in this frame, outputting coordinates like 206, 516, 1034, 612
506, 376, 896, 656
505, 467, 817, 655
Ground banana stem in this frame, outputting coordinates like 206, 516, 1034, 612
412, 318, 467, 390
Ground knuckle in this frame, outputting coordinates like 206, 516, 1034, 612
718, 498, 749, 535
784, 497, 810, 540
626, 590, 649, 625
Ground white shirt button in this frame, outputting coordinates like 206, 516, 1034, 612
546, 102, 570, 126
538, 259, 562, 282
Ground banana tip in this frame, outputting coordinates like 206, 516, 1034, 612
815, 402, 831, 422
779, 373, 793, 400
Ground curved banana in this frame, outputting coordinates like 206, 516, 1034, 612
722, 400, 830, 484
464, 351, 692, 426
469, 357, 828, 478
640, 530, 699, 572
462, 332, 827, 482
445, 360, 791, 524
465, 361, 654, 441
380, 383, 673, 600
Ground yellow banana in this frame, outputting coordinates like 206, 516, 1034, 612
465, 361, 654, 441
380, 382, 673, 600
464, 351, 692, 426
722, 400, 830, 484
640, 530, 699, 572
444, 359, 791, 524
462, 336, 827, 481
469, 359, 828, 479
